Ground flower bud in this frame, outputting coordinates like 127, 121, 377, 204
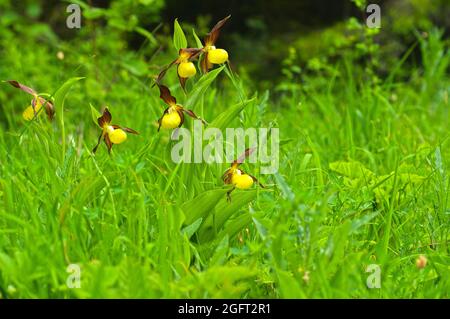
416, 255, 427, 269
178, 62, 196, 78
208, 48, 229, 64
161, 111, 181, 129
109, 128, 127, 144
232, 173, 254, 189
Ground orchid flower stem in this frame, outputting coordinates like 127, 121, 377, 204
225, 62, 246, 103
61, 108, 66, 162
225, 62, 246, 125
91, 152, 118, 225
200, 95, 204, 125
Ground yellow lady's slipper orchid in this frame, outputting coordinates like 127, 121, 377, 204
416, 255, 427, 269
155, 15, 231, 84
92, 107, 138, 154
207, 48, 229, 65
161, 110, 182, 129
200, 15, 231, 73
156, 48, 202, 91
177, 61, 197, 78
231, 171, 254, 189
223, 147, 264, 201
108, 127, 127, 144
22, 99, 43, 121
6, 80, 55, 121
156, 84, 205, 131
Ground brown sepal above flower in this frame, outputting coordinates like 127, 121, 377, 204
158, 84, 177, 106
204, 15, 231, 47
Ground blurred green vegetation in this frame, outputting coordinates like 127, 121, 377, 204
1, 0, 448, 89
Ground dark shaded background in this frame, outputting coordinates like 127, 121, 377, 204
1, 0, 448, 87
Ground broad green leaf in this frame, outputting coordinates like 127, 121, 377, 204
252, 216, 268, 240
185, 65, 225, 110
54, 77, 84, 114
214, 190, 257, 229
192, 28, 203, 48
173, 18, 187, 51
90, 103, 101, 126
53, 77, 84, 160
181, 187, 230, 225
218, 213, 252, 240
329, 160, 374, 179
198, 190, 258, 242
209, 97, 254, 131
210, 235, 229, 266
181, 218, 203, 239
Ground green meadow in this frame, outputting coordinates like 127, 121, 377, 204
0, 0, 449, 298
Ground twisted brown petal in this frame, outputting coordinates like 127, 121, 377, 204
92, 131, 104, 154
222, 168, 233, 184
112, 125, 139, 135
38, 97, 55, 120
200, 52, 210, 73
179, 48, 203, 60
178, 73, 188, 92
177, 109, 185, 127
182, 108, 206, 125
155, 58, 178, 85
204, 15, 231, 46
158, 84, 177, 106
234, 147, 256, 165
104, 133, 113, 154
